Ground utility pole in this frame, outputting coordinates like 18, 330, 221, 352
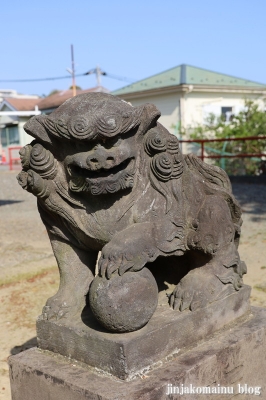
71, 44, 76, 97
96, 65, 101, 87
84, 66, 106, 87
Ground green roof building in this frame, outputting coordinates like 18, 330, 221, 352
112, 64, 266, 138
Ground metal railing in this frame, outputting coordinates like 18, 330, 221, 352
180, 136, 266, 162
4, 138, 266, 173
8, 146, 22, 171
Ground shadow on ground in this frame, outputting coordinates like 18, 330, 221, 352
0, 200, 23, 207
232, 183, 266, 222
10, 337, 37, 356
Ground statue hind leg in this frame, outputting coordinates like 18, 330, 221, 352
169, 244, 246, 311
169, 195, 246, 311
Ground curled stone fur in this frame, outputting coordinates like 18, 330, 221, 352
30, 144, 57, 179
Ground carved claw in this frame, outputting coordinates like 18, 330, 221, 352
169, 287, 194, 311
169, 285, 208, 312
169, 269, 224, 312
118, 257, 135, 276
98, 252, 147, 279
106, 260, 120, 279
98, 257, 109, 277
98, 253, 130, 278
118, 255, 146, 275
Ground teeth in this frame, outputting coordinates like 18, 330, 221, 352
69, 158, 134, 181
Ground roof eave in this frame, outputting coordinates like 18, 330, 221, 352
0, 100, 17, 111
113, 84, 266, 99
113, 85, 185, 99
190, 84, 266, 94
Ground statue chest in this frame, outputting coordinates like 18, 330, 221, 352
72, 206, 134, 249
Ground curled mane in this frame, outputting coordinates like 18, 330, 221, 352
184, 153, 242, 225
140, 123, 184, 214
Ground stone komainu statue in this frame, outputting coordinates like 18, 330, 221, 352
17, 93, 246, 332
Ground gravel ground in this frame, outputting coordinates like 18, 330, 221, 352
0, 170, 265, 399
0, 170, 56, 285
232, 182, 266, 305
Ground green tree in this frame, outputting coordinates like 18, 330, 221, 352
69, 85, 82, 91
188, 100, 266, 175
48, 89, 61, 96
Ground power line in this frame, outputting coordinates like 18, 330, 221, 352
84, 69, 133, 83
0, 72, 134, 84
0, 74, 83, 83
105, 73, 133, 83
0, 70, 134, 84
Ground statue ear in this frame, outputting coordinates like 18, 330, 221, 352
24, 115, 52, 145
137, 103, 161, 134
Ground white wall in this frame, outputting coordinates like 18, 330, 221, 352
120, 90, 266, 141
118, 89, 266, 156
122, 92, 181, 136
184, 91, 266, 129
18, 118, 33, 147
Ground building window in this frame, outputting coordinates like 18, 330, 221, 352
0, 126, 19, 147
221, 107, 233, 122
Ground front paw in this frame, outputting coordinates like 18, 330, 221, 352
169, 270, 222, 311
98, 224, 159, 279
98, 250, 148, 279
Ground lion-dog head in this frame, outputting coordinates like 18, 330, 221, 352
23, 93, 184, 215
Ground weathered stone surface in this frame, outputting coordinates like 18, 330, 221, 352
17, 93, 248, 334
37, 284, 250, 380
9, 306, 266, 400
89, 267, 158, 332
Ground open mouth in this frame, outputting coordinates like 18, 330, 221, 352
68, 158, 135, 181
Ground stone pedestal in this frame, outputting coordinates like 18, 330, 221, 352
9, 306, 266, 400
36, 285, 250, 380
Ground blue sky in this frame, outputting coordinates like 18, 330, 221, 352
2, 0, 266, 96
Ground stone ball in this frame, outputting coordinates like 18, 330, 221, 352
89, 267, 158, 332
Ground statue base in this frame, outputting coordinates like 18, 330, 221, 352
9, 306, 266, 400
36, 285, 250, 380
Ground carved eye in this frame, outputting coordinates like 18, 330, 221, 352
56, 119, 67, 130
76, 120, 86, 132
69, 117, 94, 139
97, 114, 122, 137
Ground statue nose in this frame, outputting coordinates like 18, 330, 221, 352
86, 150, 115, 170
